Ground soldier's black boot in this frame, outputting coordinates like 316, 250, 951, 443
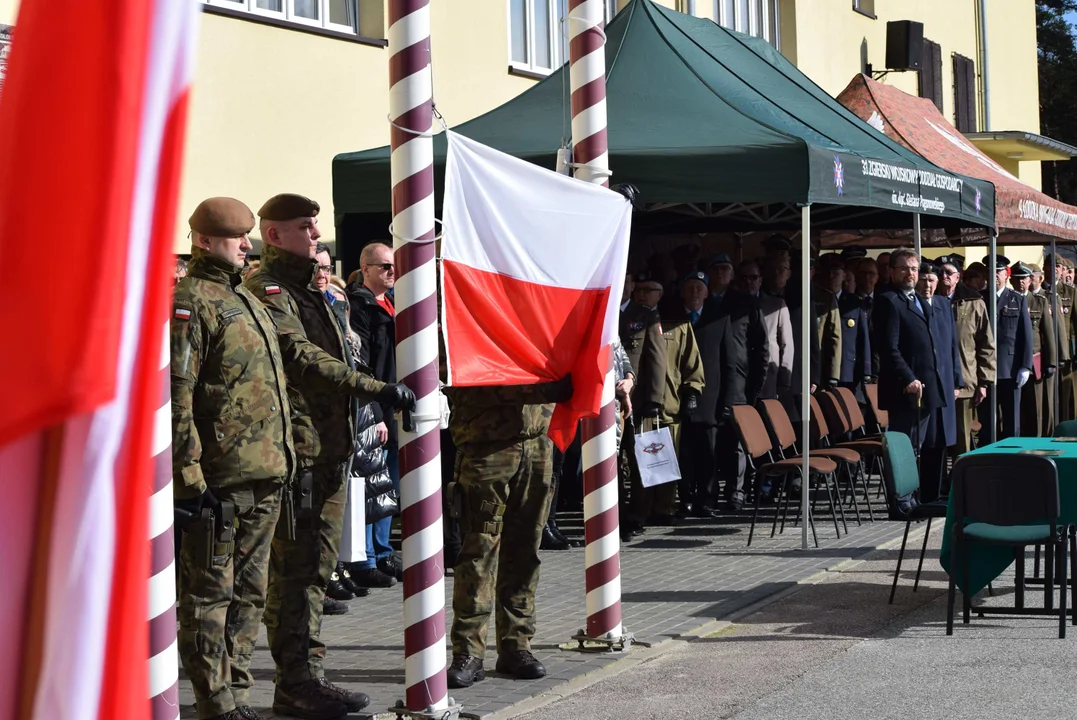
495, 649, 546, 680
273, 680, 347, 720
548, 515, 581, 548
377, 554, 405, 582
326, 566, 355, 601
338, 564, 370, 598
322, 596, 350, 616
316, 678, 370, 713
540, 524, 570, 550
447, 654, 485, 688
236, 707, 265, 720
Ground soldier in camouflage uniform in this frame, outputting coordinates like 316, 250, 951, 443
172, 198, 295, 720
245, 194, 416, 720
443, 378, 573, 689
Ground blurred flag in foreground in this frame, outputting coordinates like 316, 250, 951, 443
0, 1, 199, 718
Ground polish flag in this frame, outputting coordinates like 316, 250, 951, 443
441, 131, 632, 449
0, 1, 200, 718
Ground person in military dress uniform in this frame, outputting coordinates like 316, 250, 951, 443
172, 198, 295, 720
811, 259, 842, 388
245, 194, 416, 719
444, 379, 573, 689
979, 255, 1033, 443
1012, 262, 1056, 436
1045, 254, 1076, 422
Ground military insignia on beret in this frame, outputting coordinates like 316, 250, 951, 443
174, 307, 191, 320
847, 318, 855, 327
265, 285, 282, 295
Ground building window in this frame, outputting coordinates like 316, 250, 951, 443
202, 0, 366, 35
953, 53, 977, 132
715, 0, 779, 49
678, 0, 697, 14
509, 0, 614, 75
919, 38, 943, 112
852, 0, 875, 19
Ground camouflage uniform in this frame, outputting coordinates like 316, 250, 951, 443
446, 379, 571, 658
172, 248, 294, 719
245, 244, 386, 685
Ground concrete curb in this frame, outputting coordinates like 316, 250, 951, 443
466, 525, 928, 720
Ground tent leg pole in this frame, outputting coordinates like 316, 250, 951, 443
913, 213, 922, 259
1052, 239, 1060, 428
801, 203, 812, 552
989, 232, 998, 441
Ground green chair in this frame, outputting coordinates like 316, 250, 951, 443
946, 453, 1070, 638
1053, 420, 1077, 438
883, 432, 949, 604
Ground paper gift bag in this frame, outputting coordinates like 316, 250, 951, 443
634, 425, 681, 488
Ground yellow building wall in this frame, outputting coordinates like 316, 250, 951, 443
0, 0, 15, 24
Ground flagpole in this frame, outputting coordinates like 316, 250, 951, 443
387, 0, 454, 717
149, 323, 179, 720
568, 0, 628, 650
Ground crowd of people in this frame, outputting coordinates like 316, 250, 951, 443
171, 194, 1077, 720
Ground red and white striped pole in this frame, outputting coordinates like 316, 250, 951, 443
388, 0, 452, 716
568, 0, 625, 645
149, 322, 179, 719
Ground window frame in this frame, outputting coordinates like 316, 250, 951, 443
852, 0, 876, 20
714, 0, 779, 49
202, 0, 361, 35
508, 0, 614, 77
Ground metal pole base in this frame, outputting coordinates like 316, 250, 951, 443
389, 699, 469, 720
568, 627, 648, 653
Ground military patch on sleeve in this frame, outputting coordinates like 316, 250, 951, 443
174, 307, 191, 320
220, 308, 243, 320
265, 285, 281, 295
628, 321, 645, 332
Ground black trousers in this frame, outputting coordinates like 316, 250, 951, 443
978, 379, 1021, 444
717, 416, 747, 503
679, 421, 717, 508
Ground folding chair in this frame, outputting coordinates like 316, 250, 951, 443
863, 383, 889, 434
806, 396, 875, 523
818, 390, 885, 499
882, 432, 948, 603
732, 405, 839, 547
947, 453, 1073, 638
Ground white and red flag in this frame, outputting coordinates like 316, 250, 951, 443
0, 0, 199, 718
441, 131, 632, 449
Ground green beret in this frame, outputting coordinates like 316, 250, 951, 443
258, 193, 321, 221
189, 197, 255, 237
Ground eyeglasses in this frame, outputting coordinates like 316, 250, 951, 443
316, 264, 333, 274
366, 262, 394, 272
941, 269, 958, 276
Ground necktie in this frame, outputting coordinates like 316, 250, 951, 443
907, 292, 924, 316
689, 310, 700, 324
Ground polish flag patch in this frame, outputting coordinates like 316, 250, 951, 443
265, 285, 281, 295
174, 308, 191, 320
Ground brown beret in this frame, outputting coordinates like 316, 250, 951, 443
189, 197, 255, 237
258, 193, 321, 221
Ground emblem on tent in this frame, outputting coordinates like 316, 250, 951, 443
642, 441, 666, 455
833, 156, 844, 196
974, 187, 982, 215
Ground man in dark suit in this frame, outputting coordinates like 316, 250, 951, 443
917, 262, 963, 501
705, 253, 769, 511
873, 250, 949, 514
979, 255, 1034, 442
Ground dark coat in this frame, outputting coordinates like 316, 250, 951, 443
702, 289, 769, 405
872, 286, 948, 413
348, 284, 397, 440
671, 306, 735, 425
923, 294, 964, 447
987, 287, 1034, 381
857, 291, 880, 378
837, 291, 871, 384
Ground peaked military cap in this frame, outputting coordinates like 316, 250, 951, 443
818, 253, 845, 269
764, 234, 792, 253
709, 252, 733, 267
935, 254, 965, 271
1010, 261, 1033, 279
189, 197, 255, 237
258, 193, 321, 221
982, 254, 1010, 269
840, 246, 868, 260
680, 270, 710, 289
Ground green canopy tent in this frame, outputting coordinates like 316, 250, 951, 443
333, 0, 994, 246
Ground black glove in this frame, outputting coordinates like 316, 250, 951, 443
377, 382, 417, 411
1047, 366, 1057, 378
175, 486, 219, 517
680, 388, 700, 418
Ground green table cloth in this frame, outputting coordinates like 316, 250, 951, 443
940, 437, 1077, 595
